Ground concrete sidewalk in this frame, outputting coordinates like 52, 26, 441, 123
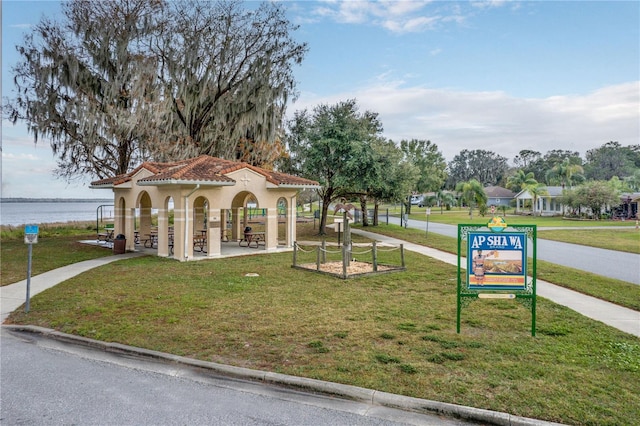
352, 228, 640, 338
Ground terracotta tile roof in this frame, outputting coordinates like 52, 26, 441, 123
90, 155, 319, 188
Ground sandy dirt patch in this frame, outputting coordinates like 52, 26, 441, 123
297, 260, 395, 275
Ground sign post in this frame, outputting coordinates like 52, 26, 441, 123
24, 224, 39, 313
457, 217, 537, 336
425, 207, 431, 236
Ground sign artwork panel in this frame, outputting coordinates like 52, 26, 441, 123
467, 232, 526, 290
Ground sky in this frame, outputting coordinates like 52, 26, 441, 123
1, 0, 639, 199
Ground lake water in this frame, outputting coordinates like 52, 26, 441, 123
0, 200, 115, 226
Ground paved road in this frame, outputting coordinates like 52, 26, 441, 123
0, 328, 477, 426
394, 217, 640, 285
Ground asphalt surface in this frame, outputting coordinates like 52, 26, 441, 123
1, 327, 469, 426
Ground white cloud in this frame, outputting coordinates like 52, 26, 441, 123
382, 15, 439, 33
1, 152, 39, 161
305, 0, 470, 33
290, 81, 640, 163
471, 0, 510, 9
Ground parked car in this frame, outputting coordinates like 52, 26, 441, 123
410, 195, 425, 206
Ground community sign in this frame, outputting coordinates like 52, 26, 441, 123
457, 217, 537, 336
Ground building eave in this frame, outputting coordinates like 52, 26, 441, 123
137, 179, 236, 187
272, 184, 321, 189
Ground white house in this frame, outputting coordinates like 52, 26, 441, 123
514, 186, 564, 216
515, 187, 640, 218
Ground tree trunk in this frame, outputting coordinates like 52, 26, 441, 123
360, 195, 369, 227
318, 194, 332, 235
373, 202, 379, 226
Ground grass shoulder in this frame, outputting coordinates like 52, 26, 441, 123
537, 228, 639, 254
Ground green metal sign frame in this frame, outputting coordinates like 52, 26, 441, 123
457, 218, 537, 336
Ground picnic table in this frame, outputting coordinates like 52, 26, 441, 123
143, 232, 158, 248
143, 231, 175, 251
98, 225, 114, 242
239, 231, 265, 248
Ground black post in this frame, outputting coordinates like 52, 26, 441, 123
25, 243, 32, 313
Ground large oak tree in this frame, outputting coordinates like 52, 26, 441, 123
4, 0, 307, 181
284, 99, 383, 234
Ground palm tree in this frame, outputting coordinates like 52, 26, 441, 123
526, 183, 549, 216
434, 189, 457, 214
545, 159, 584, 216
546, 159, 584, 189
507, 169, 538, 192
508, 170, 539, 214
455, 179, 487, 220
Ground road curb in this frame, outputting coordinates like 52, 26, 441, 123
3, 325, 565, 426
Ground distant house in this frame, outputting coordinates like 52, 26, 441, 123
615, 192, 640, 219
484, 186, 515, 208
514, 186, 564, 216
513, 187, 639, 218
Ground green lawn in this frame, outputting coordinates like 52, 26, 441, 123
392, 205, 639, 228
2, 220, 639, 425
1, 223, 113, 285
381, 206, 640, 254
537, 228, 639, 254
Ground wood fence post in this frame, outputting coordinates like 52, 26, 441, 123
293, 241, 297, 266
373, 241, 378, 272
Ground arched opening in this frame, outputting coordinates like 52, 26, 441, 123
277, 197, 288, 245
136, 191, 153, 243
230, 191, 260, 242
192, 196, 209, 253
158, 196, 175, 257
116, 196, 126, 234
